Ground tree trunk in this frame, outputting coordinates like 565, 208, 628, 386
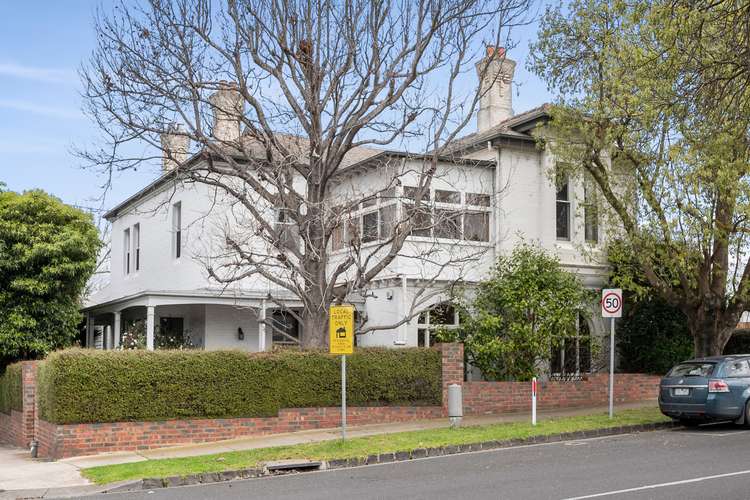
300, 308, 328, 348
688, 318, 734, 357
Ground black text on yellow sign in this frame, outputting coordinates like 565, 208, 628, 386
329, 305, 354, 354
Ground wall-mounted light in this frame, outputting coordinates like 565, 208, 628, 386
237, 327, 245, 340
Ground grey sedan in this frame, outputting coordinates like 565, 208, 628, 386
659, 355, 750, 426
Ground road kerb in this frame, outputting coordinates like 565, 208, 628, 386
78, 420, 680, 494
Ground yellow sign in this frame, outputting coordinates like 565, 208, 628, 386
329, 305, 354, 354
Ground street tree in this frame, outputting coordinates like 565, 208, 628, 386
530, 0, 750, 356
0, 190, 100, 366
80, 0, 532, 347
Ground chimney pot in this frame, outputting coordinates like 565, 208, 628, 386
486, 46, 506, 58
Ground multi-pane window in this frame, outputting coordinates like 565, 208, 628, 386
275, 207, 299, 249
172, 202, 182, 259
550, 313, 591, 378
556, 174, 571, 240
330, 187, 492, 250
133, 223, 141, 271
417, 302, 459, 347
583, 181, 599, 243
331, 189, 399, 251
362, 211, 379, 243
407, 188, 491, 242
123, 228, 131, 275
271, 311, 300, 346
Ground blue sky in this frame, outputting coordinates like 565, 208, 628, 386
0, 2, 552, 213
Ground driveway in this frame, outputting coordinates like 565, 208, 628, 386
78, 423, 750, 500
0, 446, 87, 491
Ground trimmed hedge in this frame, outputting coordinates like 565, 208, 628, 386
37, 348, 442, 425
0, 363, 22, 414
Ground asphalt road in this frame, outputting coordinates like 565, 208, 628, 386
80, 423, 750, 500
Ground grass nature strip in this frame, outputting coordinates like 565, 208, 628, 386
82, 407, 669, 484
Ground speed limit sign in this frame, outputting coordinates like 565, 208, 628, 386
601, 288, 623, 318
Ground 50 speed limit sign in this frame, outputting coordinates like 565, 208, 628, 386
601, 288, 623, 318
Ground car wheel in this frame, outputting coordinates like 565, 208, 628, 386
679, 419, 701, 427
744, 400, 750, 429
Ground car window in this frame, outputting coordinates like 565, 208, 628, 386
668, 363, 715, 377
724, 360, 750, 377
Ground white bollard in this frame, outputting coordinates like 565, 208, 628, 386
532, 377, 537, 426
448, 383, 463, 427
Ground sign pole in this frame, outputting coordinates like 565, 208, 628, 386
329, 304, 354, 441
531, 377, 537, 426
601, 288, 622, 420
609, 317, 615, 419
341, 354, 347, 440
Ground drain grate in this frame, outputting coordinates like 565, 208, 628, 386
265, 460, 323, 473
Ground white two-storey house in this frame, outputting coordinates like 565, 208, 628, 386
83, 49, 609, 375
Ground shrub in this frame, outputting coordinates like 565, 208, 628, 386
618, 295, 693, 374
0, 363, 23, 414
0, 190, 100, 364
37, 348, 441, 424
436, 244, 591, 381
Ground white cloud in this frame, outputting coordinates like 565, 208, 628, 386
0, 99, 82, 120
0, 62, 77, 85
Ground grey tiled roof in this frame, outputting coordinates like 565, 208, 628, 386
104, 105, 549, 220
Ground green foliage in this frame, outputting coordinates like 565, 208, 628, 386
37, 348, 441, 424
0, 190, 100, 364
609, 240, 693, 373
0, 363, 23, 414
436, 244, 591, 381
529, 0, 750, 357
618, 296, 693, 374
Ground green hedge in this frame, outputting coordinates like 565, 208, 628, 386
0, 363, 23, 414
37, 348, 442, 425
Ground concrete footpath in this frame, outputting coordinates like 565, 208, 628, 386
0, 401, 656, 499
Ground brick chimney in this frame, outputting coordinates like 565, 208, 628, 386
208, 81, 243, 143
160, 124, 190, 172
476, 47, 516, 132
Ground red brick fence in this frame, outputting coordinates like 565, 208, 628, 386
1, 344, 659, 459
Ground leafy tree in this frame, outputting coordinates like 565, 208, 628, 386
436, 244, 591, 381
0, 190, 100, 365
530, 0, 750, 357
608, 240, 692, 373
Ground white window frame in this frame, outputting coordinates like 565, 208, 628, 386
331, 188, 399, 252
403, 188, 492, 243
551, 313, 592, 379
133, 223, 141, 272
416, 303, 460, 347
172, 202, 182, 259
556, 174, 572, 241
123, 228, 131, 275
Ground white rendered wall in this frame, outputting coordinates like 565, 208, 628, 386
203, 304, 269, 351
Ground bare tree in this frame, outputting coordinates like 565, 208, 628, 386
80, 0, 531, 347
